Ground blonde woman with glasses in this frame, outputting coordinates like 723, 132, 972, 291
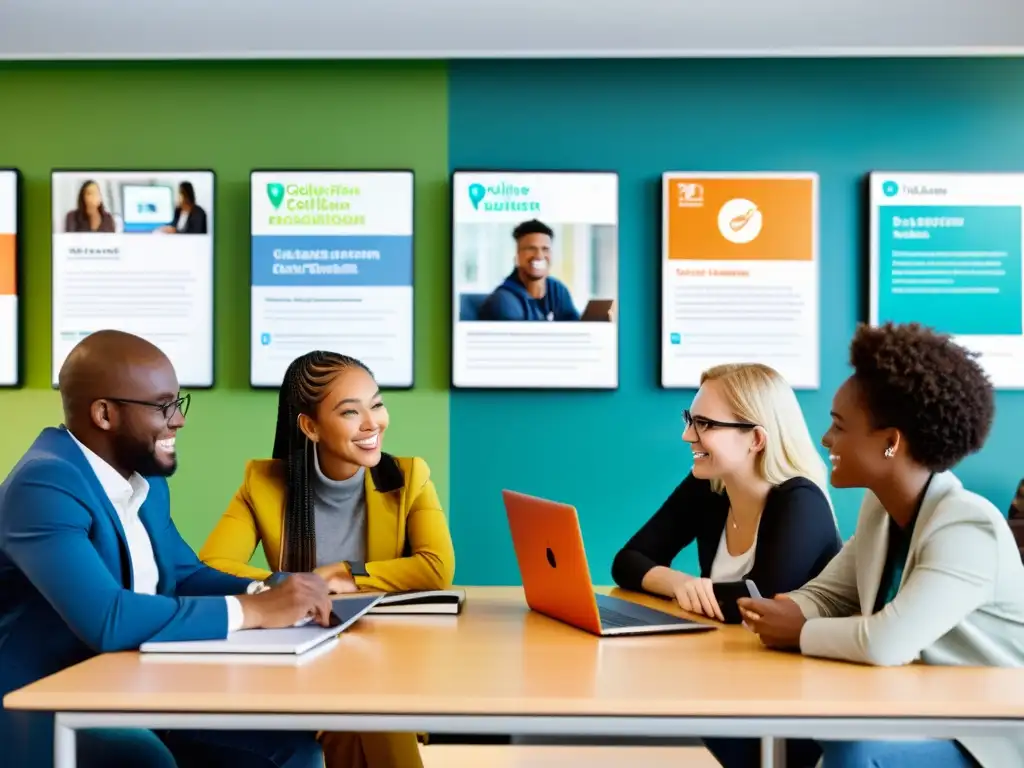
612, 363, 840, 767
612, 362, 840, 617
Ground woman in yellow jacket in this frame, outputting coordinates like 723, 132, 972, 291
200, 351, 455, 768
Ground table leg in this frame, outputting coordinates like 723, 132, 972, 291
54, 713, 77, 768
775, 736, 789, 768
761, 736, 789, 768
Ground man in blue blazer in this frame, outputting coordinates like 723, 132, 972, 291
0, 330, 332, 768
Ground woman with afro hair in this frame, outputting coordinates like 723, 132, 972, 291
737, 322, 1024, 768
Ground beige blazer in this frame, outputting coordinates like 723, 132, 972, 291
788, 471, 1024, 768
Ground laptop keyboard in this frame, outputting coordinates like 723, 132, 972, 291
597, 604, 643, 628
595, 594, 686, 628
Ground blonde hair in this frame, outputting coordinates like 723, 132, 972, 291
699, 363, 831, 503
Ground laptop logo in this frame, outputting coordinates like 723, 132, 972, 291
545, 547, 557, 568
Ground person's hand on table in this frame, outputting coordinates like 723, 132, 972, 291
737, 595, 806, 650
313, 562, 359, 595
237, 573, 333, 629
672, 576, 724, 622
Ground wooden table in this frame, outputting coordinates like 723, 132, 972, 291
7, 587, 1024, 768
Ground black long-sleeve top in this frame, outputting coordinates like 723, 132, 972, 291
611, 474, 841, 599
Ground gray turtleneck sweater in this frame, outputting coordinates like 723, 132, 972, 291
312, 450, 368, 567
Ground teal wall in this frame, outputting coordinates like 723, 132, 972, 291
448, 58, 1024, 585
2, 59, 1023, 584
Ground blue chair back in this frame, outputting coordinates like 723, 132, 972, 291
460, 293, 489, 321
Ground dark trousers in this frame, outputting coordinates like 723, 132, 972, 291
76, 727, 323, 768
703, 736, 981, 768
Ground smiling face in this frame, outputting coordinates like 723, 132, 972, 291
99, 353, 185, 477
683, 378, 763, 482
821, 376, 893, 489
515, 232, 552, 282
298, 366, 388, 480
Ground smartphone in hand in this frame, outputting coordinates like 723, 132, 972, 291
711, 579, 761, 624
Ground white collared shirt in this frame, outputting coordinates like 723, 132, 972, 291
68, 431, 244, 632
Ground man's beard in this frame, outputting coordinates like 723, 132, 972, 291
115, 437, 176, 478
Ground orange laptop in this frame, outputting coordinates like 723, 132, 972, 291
502, 490, 715, 637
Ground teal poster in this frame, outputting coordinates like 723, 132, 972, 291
870, 172, 1024, 389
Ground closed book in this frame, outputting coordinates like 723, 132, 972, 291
369, 589, 466, 615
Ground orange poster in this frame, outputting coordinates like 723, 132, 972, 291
0, 234, 14, 296
664, 174, 815, 262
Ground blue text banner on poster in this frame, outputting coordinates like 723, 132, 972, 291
251, 235, 413, 287
877, 205, 1023, 336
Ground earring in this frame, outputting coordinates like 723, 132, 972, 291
884, 446, 895, 459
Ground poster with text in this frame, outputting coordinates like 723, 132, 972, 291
870, 172, 1024, 389
0, 170, 18, 387
661, 172, 820, 389
451, 171, 619, 389
51, 170, 215, 387
249, 170, 414, 389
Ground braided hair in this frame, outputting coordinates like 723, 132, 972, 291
273, 351, 372, 572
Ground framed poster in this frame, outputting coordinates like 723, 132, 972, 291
661, 171, 820, 389
51, 169, 215, 387
0, 169, 20, 387
451, 170, 619, 390
249, 170, 415, 389
869, 171, 1024, 389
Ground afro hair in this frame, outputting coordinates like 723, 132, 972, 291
849, 321, 994, 472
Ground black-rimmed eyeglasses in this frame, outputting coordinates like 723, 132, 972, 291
683, 409, 757, 433
106, 393, 190, 421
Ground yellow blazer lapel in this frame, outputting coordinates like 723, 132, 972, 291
365, 467, 403, 561
242, 460, 290, 572
274, 484, 287, 571
262, 469, 288, 572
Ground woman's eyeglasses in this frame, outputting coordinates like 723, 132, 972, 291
683, 409, 757, 433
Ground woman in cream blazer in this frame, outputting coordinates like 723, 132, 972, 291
201, 351, 455, 768
737, 322, 1024, 768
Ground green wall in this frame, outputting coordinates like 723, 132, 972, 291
0, 62, 451, 554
